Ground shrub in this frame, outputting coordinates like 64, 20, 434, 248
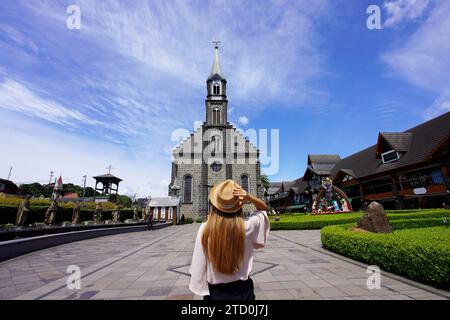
390, 218, 446, 230
321, 225, 450, 289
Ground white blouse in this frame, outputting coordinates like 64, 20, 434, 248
189, 210, 270, 296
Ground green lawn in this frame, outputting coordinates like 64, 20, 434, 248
269, 209, 449, 230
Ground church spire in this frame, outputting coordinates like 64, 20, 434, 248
205, 40, 227, 126
209, 40, 224, 79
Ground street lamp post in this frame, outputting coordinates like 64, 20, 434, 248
82, 175, 87, 200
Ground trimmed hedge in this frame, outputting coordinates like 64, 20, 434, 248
321, 225, 450, 289
0, 196, 118, 210
0, 205, 134, 225
390, 218, 446, 230
271, 217, 358, 230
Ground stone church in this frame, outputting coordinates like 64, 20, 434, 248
168, 44, 262, 219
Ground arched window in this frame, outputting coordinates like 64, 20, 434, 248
212, 135, 221, 153
213, 108, 221, 124
213, 84, 220, 95
183, 175, 192, 203
241, 174, 249, 193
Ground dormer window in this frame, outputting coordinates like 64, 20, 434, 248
376, 132, 412, 162
381, 149, 400, 164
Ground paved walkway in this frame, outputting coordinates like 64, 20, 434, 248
0, 224, 448, 300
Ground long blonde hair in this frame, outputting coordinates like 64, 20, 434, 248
201, 206, 246, 275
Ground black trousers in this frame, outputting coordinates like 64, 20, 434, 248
147, 219, 153, 230
203, 278, 255, 300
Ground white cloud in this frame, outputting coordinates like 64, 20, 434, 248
383, 0, 431, 28
238, 116, 249, 126
424, 95, 450, 120
0, 23, 39, 53
20, 0, 330, 109
0, 0, 334, 199
0, 112, 169, 197
375, 102, 400, 123
382, 2, 450, 118
0, 78, 98, 127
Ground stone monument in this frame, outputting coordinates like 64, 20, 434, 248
112, 204, 120, 223
132, 202, 139, 221
357, 201, 392, 233
93, 203, 103, 223
15, 195, 31, 226
141, 206, 147, 221
44, 201, 58, 225
72, 201, 81, 224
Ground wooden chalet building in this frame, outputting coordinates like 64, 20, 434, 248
331, 112, 450, 210
265, 178, 309, 213
303, 154, 341, 206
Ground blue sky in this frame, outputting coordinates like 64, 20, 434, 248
0, 0, 449, 197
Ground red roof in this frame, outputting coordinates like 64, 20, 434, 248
63, 193, 79, 199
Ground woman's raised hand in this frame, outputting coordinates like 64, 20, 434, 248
233, 186, 248, 206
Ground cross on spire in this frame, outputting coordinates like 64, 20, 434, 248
209, 39, 223, 78
212, 39, 221, 49
106, 165, 113, 174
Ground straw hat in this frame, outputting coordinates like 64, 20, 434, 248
209, 179, 243, 213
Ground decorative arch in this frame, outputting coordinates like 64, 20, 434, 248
312, 179, 353, 214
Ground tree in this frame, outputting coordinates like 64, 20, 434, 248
261, 172, 270, 192
83, 187, 100, 197
116, 195, 132, 208
19, 183, 49, 197
62, 183, 83, 196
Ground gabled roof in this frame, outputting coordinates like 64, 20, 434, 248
340, 168, 356, 178
291, 177, 308, 194
266, 182, 282, 195
305, 154, 341, 177
331, 111, 450, 181
92, 173, 122, 182
282, 181, 295, 191
308, 154, 341, 164
149, 197, 180, 207
376, 132, 412, 156
266, 178, 307, 195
